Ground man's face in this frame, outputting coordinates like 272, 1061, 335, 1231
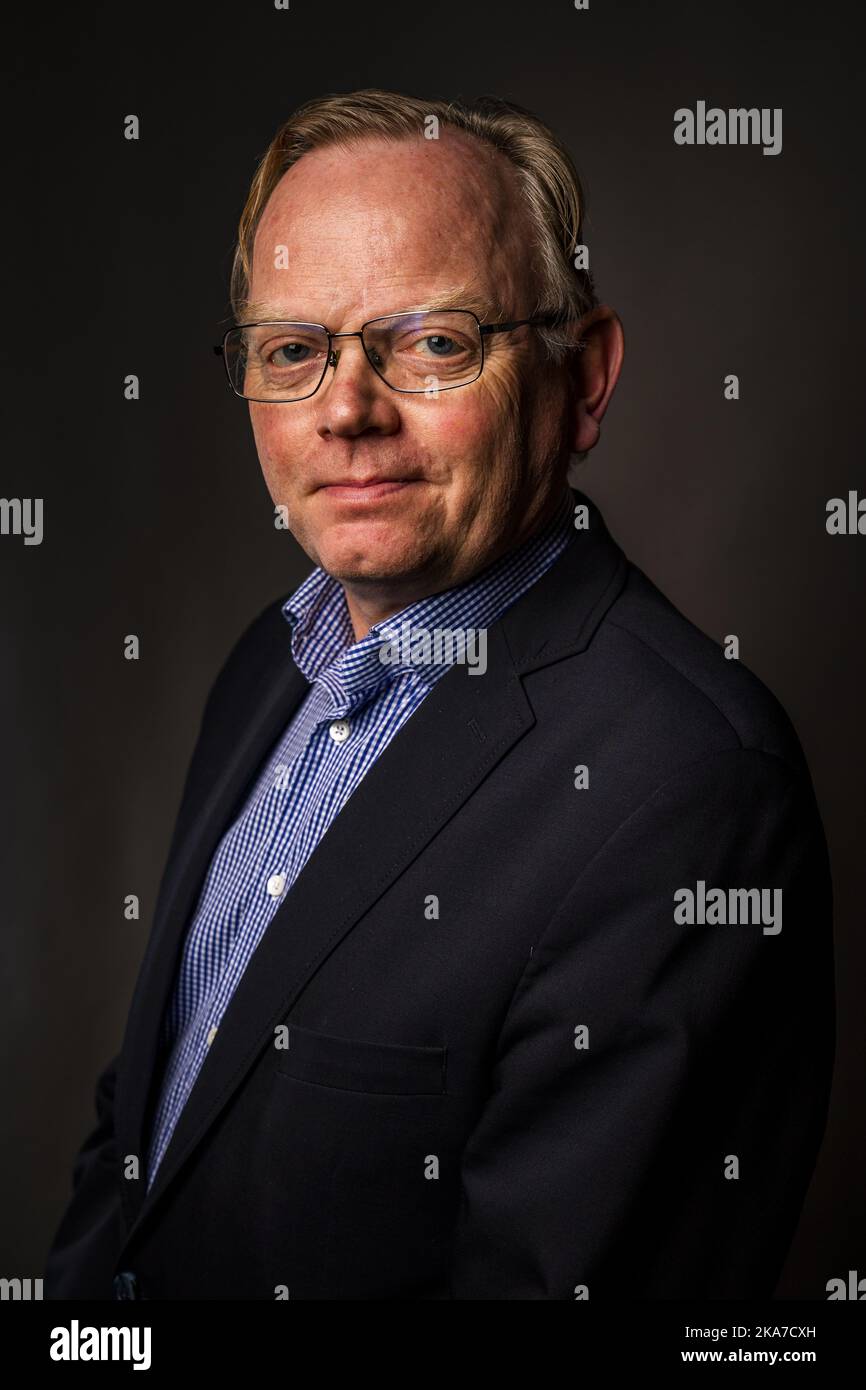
245, 131, 575, 608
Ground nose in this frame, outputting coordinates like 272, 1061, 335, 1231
315, 335, 399, 438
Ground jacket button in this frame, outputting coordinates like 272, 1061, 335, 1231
113, 1271, 138, 1300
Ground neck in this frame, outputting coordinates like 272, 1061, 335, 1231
340, 481, 573, 643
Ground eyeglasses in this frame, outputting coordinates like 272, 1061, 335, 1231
213, 307, 583, 402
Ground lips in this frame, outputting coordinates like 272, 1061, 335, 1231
316, 476, 422, 503
320, 476, 415, 488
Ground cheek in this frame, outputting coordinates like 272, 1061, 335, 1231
250, 407, 299, 477
419, 392, 504, 465
249, 404, 270, 457
428, 409, 479, 453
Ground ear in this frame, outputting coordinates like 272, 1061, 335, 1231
567, 306, 625, 455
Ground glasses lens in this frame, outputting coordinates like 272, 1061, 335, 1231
362, 311, 482, 392
223, 324, 330, 401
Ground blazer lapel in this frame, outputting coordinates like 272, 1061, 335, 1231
117, 488, 629, 1247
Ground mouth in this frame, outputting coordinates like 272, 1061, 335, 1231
318, 478, 422, 503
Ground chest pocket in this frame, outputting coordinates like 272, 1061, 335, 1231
276, 1021, 447, 1095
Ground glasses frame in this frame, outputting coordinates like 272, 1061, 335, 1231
213, 307, 585, 403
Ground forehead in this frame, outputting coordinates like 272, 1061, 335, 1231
248, 132, 534, 323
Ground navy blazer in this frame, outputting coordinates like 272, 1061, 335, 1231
44, 488, 835, 1299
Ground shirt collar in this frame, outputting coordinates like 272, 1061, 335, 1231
282, 486, 576, 714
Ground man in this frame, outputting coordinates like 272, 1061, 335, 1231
45, 89, 834, 1300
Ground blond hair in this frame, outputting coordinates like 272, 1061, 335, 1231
230, 88, 597, 365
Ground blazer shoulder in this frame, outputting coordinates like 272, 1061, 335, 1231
223, 591, 296, 671
201, 590, 298, 720
600, 561, 808, 774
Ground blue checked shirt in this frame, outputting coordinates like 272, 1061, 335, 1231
145, 488, 577, 1189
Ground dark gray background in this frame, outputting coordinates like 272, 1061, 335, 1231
3, 0, 862, 1297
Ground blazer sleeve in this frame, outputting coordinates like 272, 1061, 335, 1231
447, 746, 836, 1299
43, 1053, 124, 1298
43, 597, 290, 1299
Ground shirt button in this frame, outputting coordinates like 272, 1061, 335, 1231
206, 1025, 218, 1047
267, 872, 287, 897
329, 719, 351, 744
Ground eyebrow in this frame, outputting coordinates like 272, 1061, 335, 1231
238, 284, 507, 326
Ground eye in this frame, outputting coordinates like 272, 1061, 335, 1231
270, 340, 314, 365
389, 329, 471, 359
397, 332, 473, 360
249, 331, 327, 369
421, 334, 459, 356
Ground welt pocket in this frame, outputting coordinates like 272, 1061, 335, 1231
276, 1021, 447, 1095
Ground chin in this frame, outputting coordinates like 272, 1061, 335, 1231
324, 530, 433, 576
313, 530, 423, 578
320, 555, 420, 585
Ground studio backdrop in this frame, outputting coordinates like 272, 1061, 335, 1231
2, 0, 863, 1298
